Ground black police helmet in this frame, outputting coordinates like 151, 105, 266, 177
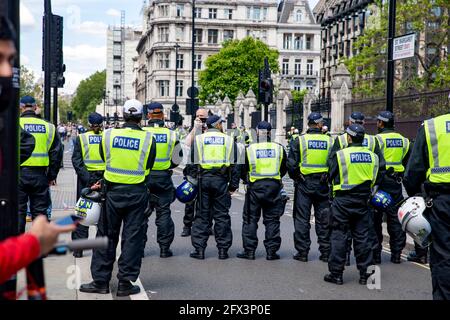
377, 111, 394, 127
349, 112, 365, 124
308, 112, 324, 125
346, 124, 365, 143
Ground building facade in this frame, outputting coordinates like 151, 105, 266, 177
134, 0, 321, 124
105, 26, 142, 118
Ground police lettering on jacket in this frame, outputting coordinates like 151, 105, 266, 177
204, 136, 224, 145
112, 136, 140, 150
446, 121, 450, 133
23, 124, 46, 134
89, 136, 102, 144
154, 134, 168, 143
386, 139, 403, 148
256, 149, 275, 159
350, 152, 372, 163
308, 140, 328, 150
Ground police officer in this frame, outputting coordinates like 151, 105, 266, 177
374, 111, 410, 264
329, 112, 383, 265
142, 102, 182, 257
288, 112, 332, 262
237, 121, 287, 260
18, 96, 62, 233
80, 99, 156, 296
325, 124, 385, 285
403, 112, 450, 300
189, 115, 240, 260
71, 112, 105, 258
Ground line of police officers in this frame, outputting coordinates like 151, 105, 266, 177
17, 90, 449, 298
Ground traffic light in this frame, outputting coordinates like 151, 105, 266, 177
49, 14, 65, 88
258, 57, 274, 106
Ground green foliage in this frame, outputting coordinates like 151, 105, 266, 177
291, 89, 308, 104
198, 37, 279, 105
20, 65, 43, 105
71, 70, 106, 122
58, 98, 71, 123
343, 0, 450, 98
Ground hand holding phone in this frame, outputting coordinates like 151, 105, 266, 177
54, 215, 84, 226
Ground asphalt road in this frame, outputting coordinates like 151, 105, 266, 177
138, 170, 432, 300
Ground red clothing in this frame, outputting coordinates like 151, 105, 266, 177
0, 234, 41, 284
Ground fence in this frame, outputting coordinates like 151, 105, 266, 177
285, 102, 304, 134
344, 89, 450, 139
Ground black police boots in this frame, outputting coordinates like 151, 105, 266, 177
266, 251, 280, 261
190, 249, 205, 260
117, 281, 140, 297
79, 281, 110, 294
160, 248, 173, 258
391, 253, 402, 264
407, 251, 428, 264
218, 249, 229, 260
181, 227, 191, 237
237, 250, 255, 260
359, 272, 372, 285
293, 252, 308, 262
324, 273, 343, 285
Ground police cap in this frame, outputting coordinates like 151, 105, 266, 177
349, 112, 365, 124
308, 112, 324, 124
346, 124, 365, 141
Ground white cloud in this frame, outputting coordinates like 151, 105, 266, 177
21, 54, 30, 65
73, 21, 108, 36
20, 2, 36, 32
64, 44, 106, 64
106, 8, 121, 17
61, 72, 86, 94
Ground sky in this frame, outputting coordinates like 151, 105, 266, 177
20, 0, 320, 94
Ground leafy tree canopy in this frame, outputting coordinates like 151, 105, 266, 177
71, 70, 106, 122
198, 37, 279, 105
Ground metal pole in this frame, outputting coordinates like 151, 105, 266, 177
386, 0, 397, 113
191, 0, 195, 128
44, 0, 52, 121
0, 0, 20, 300
52, 87, 58, 125
175, 44, 179, 106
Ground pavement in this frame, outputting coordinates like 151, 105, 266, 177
31, 145, 431, 300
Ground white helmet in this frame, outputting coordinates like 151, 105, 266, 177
398, 197, 432, 248
74, 189, 103, 226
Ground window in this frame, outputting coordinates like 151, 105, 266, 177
158, 26, 169, 42
113, 30, 121, 41
261, 30, 267, 43
306, 80, 314, 90
263, 7, 268, 20
157, 53, 170, 69
113, 72, 121, 85
176, 26, 184, 41
246, 7, 251, 20
176, 54, 184, 69
194, 7, 202, 18
113, 43, 121, 56
282, 59, 289, 75
176, 4, 184, 17
208, 29, 218, 44
306, 35, 312, 50
307, 60, 314, 76
176, 80, 183, 97
224, 9, 233, 20
283, 34, 292, 50
294, 59, 301, 75
223, 30, 234, 42
209, 8, 217, 19
194, 29, 203, 43
294, 34, 303, 50
113, 59, 121, 70
194, 54, 202, 69
247, 7, 265, 20
157, 80, 170, 97
253, 7, 261, 20
159, 5, 169, 17
296, 10, 302, 22
294, 81, 302, 91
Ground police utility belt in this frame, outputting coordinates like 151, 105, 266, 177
199, 165, 230, 177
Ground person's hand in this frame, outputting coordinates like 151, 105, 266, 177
28, 216, 76, 256
194, 118, 203, 129
48, 180, 56, 186
90, 181, 102, 191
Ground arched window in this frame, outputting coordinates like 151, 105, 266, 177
306, 81, 314, 90
294, 81, 302, 91
296, 10, 302, 22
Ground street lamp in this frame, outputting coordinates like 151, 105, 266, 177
191, 0, 196, 128
174, 43, 180, 106
143, 66, 148, 105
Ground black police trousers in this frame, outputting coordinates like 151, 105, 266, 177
18, 167, 51, 233
426, 193, 450, 300
328, 193, 373, 276
373, 176, 406, 256
191, 173, 232, 250
183, 201, 195, 228
293, 174, 330, 256
242, 180, 283, 253
91, 183, 148, 283
346, 207, 379, 256
72, 170, 103, 243
143, 171, 175, 250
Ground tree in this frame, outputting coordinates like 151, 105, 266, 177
58, 97, 71, 123
20, 65, 43, 105
71, 70, 106, 122
291, 89, 308, 105
198, 37, 279, 105
342, 0, 450, 99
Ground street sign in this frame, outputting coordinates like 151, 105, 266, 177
393, 33, 416, 61
187, 86, 199, 98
